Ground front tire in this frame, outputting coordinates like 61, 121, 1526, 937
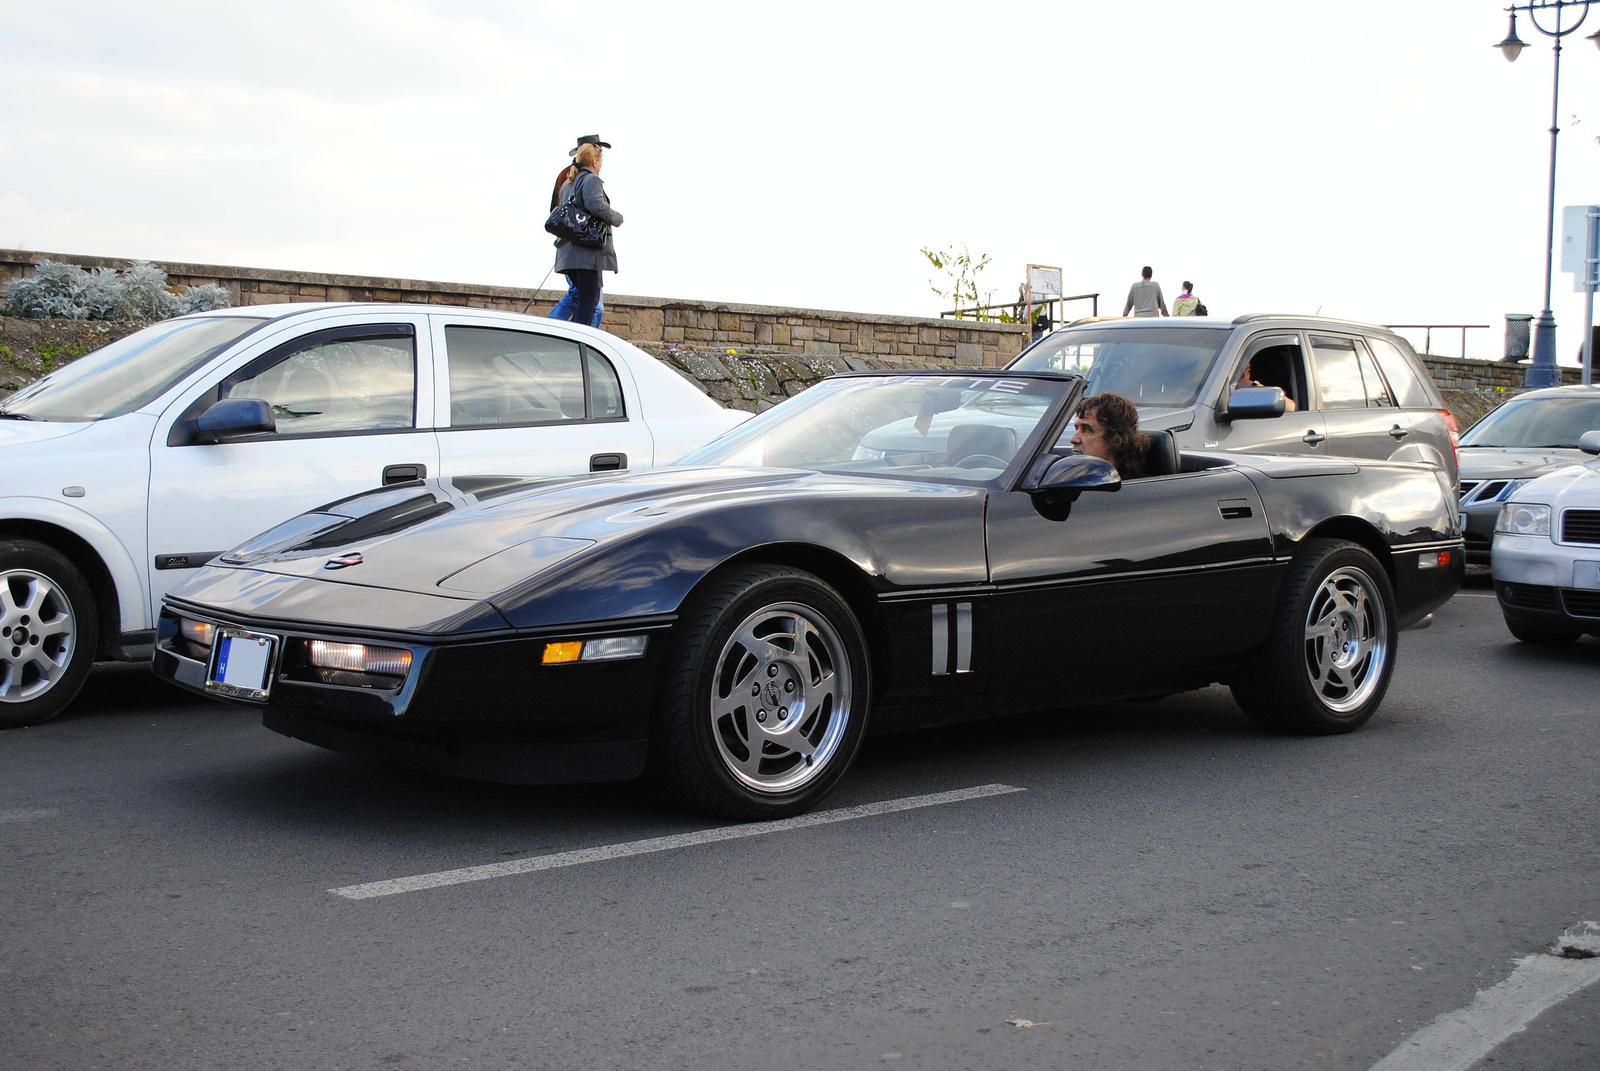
652, 565, 871, 820
1232, 539, 1396, 735
0, 539, 98, 729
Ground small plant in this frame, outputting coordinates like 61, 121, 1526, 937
1, 260, 231, 321
920, 244, 1000, 321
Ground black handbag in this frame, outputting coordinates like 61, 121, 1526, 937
544, 171, 609, 248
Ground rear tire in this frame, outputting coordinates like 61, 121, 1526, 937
0, 539, 98, 729
1232, 539, 1395, 735
1505, 619, 1581, 645
651, 565, 871, 821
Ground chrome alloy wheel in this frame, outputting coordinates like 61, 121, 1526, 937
0, 568, 78, 704
709, 601, 853, 794
1302, 566, 1388, 714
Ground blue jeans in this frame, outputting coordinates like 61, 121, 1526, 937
549, 274, 604, 327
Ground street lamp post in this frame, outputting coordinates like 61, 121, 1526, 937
1496, 1, 1600, 387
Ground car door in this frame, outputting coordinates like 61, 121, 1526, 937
1208, 332, 1330, 457
1306, 333, 1410, 463
146, 316, 439, 616
984, 464, 1275, 707
430, 316, 655, 479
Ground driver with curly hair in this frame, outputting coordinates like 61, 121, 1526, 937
1069, 392, 1150, 479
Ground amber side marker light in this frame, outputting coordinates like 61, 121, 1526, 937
542, 637, 649, 664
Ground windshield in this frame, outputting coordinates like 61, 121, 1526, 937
1460, 396, 1600, 449
1009, 326, 1231, 408
677, 374, 1074, 482
0, 316, 267, 421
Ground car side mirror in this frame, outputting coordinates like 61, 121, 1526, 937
197, 397, 275, 442
1035, 454, 1121, 493
1580, 429, 1600, 455
1221, 385, 1287, 422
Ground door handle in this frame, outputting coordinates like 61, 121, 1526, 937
590, 452, 627, 472
1302, 431, 1326, 446
1218, 499, 1254, 520
383, 463, 427, 485
1388, 424, 1410, 440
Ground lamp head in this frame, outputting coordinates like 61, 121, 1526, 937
1497, 10, 1526, 62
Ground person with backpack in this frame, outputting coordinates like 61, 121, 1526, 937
1174, 281, 1200, 316
549, 135, 623, 329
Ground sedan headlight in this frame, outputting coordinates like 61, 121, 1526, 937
1496, 502, 1552, 536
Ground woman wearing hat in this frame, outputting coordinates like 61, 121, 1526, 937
552, 136, 623, 330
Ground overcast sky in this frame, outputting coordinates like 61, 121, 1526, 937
3, 0, 1600, 362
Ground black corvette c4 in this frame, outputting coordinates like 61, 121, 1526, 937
155, 371, 1464, 819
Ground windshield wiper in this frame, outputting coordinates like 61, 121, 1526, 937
0, 411, 35, 420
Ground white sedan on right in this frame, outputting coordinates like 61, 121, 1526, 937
1492, 429, 1600, 643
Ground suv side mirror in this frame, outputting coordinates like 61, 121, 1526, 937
197, 398, 275, 442
1221, 385, 1287, 422
1035, 454, 1121, 493
1580, 429, 1600, 456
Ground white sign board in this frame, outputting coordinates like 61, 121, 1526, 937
1026, 264, 1062, 302
1560, 205, 1599, 291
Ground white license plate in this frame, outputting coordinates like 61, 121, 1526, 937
1574, 560, 1600, 591
206, 629, 278, 701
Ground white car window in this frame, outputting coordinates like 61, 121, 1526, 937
446, 326, 589, 426
227, 335, 415, 436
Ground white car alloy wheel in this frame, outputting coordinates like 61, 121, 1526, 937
0, 567, 78, 703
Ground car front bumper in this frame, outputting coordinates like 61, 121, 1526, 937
1490, 532, 1600, 634
153, 601, 672, 783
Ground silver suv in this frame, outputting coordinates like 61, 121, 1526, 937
1009, 315, 1458, 486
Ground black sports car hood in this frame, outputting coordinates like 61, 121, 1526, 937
175, 466, 991, 630
1457, 446, 1589, 481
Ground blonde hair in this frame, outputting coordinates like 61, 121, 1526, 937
574, 142, 602, 169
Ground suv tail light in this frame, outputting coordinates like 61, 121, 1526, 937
1438, 408, 1460, 467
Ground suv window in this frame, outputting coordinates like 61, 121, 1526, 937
1237, 333, 1308, 410
1366, 336, 1432, 408
226, 334, 415, 436
446, 326, 592, 426
1308, 335, 1367, 410
1010, 325, 1230, 407
1353, 338, 1395, 407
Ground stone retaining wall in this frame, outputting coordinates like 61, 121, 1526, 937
0, 248, 1025, 369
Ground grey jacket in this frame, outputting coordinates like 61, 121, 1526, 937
553, 167, 624, 274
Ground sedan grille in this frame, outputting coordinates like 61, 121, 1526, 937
1562, 589, 1600, 618
1498, 582, 1561, 611
1460, 479, 1515, 506
1561, 509, 1600, 546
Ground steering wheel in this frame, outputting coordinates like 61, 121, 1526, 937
955, 454, 1008, 469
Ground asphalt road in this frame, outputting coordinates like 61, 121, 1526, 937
3, 584, 1597, 1070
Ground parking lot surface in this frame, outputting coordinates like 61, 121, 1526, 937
3, 584, 1597, 1069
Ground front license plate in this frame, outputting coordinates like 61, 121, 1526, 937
206, 628, 278, 702
1574, 560, 1600, 591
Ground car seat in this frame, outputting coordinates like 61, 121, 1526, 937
946, 424, 1018, 466
1142, 429, 1180, 477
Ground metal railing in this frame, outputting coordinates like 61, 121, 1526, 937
1382, 324, 1491, 360
941, 292, 1100, 322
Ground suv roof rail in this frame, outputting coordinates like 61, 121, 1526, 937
1229, 313, 1394, 331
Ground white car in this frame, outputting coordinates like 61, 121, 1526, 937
0, 303, 747, 726
1491, 429, 1600, 643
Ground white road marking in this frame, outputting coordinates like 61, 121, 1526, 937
330, 783, 1025, 901
0, 808, 56, 824
1369, 927, 1600, 1071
